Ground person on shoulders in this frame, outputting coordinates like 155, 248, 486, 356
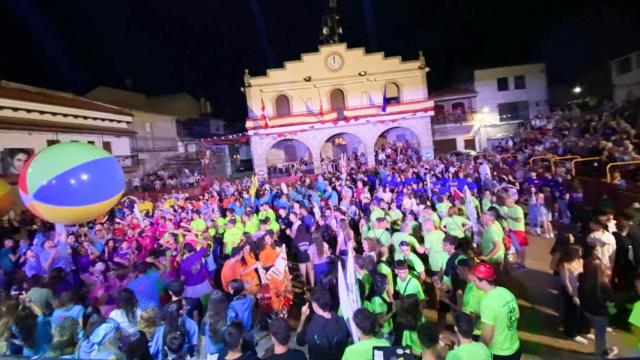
341, 308, 389, 360
264, 316, 307, 360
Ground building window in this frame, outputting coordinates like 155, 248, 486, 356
615, 56, 632, 76
385, 83, 400, 104
102, 141, 112, 153
330, 89, 346, 119
433, 104, 446, 125
496, 77, 509, 91
498, 101, 530, 122
46, 140, 60, 147
88, 141, 95, 145
451, 102, 466, 123
464, 138, 476, 151
275, 95, 291, 116
514, 75, 526, 89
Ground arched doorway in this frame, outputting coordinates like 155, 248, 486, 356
266, 139, 313, 178
330, 89, 346, 120
320, 132, 366, 170
375, 127, 421, 164
275, 95, 291, 116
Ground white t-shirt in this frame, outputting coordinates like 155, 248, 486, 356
587, 230, 616, 268
109, 307, 142, 335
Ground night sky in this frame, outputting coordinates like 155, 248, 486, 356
1, 0, 639, 127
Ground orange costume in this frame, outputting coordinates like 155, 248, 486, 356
239, 252, 260, 294
258, 246, 292, 316
220, 258, 242, 293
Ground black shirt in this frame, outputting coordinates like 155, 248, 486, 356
442, 252, 466, 302
264, 349, 308, 360
296, 313, 351, 360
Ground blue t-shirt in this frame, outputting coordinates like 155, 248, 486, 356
227, 295, 254, 332
51, 304, 85, 327
128, 270, 163, 310
0, 248, 15, 271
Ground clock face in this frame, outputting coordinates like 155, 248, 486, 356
326, 53, 343, 71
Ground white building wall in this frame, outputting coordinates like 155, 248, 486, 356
474, 63, 549, 124
611, 51, 640, 105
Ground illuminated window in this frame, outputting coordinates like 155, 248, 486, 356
385, 83, 400, 104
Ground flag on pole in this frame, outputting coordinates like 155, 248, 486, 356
317, 87, 325, 122
464, 186, 480, 243
260, 97, 269, 128
338, 260, 360, 343
381, 84, 388, 113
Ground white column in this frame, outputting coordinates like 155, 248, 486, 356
250, 138, 267, 179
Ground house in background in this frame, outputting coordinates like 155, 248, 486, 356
430, 63, 550, 153
0, 81, 135, 182
86, 86, 204, 174
611, 50, 640, 105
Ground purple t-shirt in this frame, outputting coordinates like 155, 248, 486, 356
179, 248, 208, 287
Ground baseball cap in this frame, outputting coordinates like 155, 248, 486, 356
470, 262, 496, 281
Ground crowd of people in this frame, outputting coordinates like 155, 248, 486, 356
0, 104, 639, 360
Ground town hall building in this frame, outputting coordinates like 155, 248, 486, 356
244, 3, 434, 178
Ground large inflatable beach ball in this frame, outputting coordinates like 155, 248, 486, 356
0, 178, 13, 216
18, 142, 125, 224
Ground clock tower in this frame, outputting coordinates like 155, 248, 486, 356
320, 0, 342, 45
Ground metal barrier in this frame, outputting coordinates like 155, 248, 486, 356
549, 155, 579, 173
571, 157, 601, 176
606, 160, 640, 183
528, 155, 555, 167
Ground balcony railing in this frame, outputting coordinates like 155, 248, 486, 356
432, 112, 474, 125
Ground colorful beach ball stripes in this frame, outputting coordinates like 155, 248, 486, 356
19, 143, 125, 224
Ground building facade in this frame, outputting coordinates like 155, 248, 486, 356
611, 50, 640, 105
0, 81, 135, 179
245, 43, 434, 178
86, 86, 195, 174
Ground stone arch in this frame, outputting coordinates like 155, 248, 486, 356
374, 126, 421, 150
315, 131, 367, 170
266, 138, 313, 178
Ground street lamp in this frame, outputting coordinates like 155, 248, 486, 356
572, 85, 582, 95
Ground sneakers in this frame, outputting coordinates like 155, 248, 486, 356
603, 346, 618, 358
572, 336, 588, 345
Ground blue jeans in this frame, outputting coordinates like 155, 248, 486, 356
585, 312, 608, 359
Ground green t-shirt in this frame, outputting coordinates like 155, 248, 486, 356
357, 271, 373, 296
506, 205, 525, 232
402, 330, 422, 355
370, 208, 386, 224
628, 300, 640, 348
244, 217, 260, 235
403, 252, 426, 276
462, 282, 486, 315
446, 342, 492, 360
395, 276, 425, 300
480, 222, 505, 263
341, 336, 390, 360
441, 215, 469, 238
258, 209, 276, 223
190, 218, 207, 234
391, 232, 420, 260
429, 251, 450, 273
367, 229, 391, 247
480, 286, 520, 356
364, 294, 393, 334
377, 261, 394, 292
388, 209, 403, 223
481, 197, 492, 212
223, 226, 243, 255
424, 230, 447, 271
435, 202, 452, 217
